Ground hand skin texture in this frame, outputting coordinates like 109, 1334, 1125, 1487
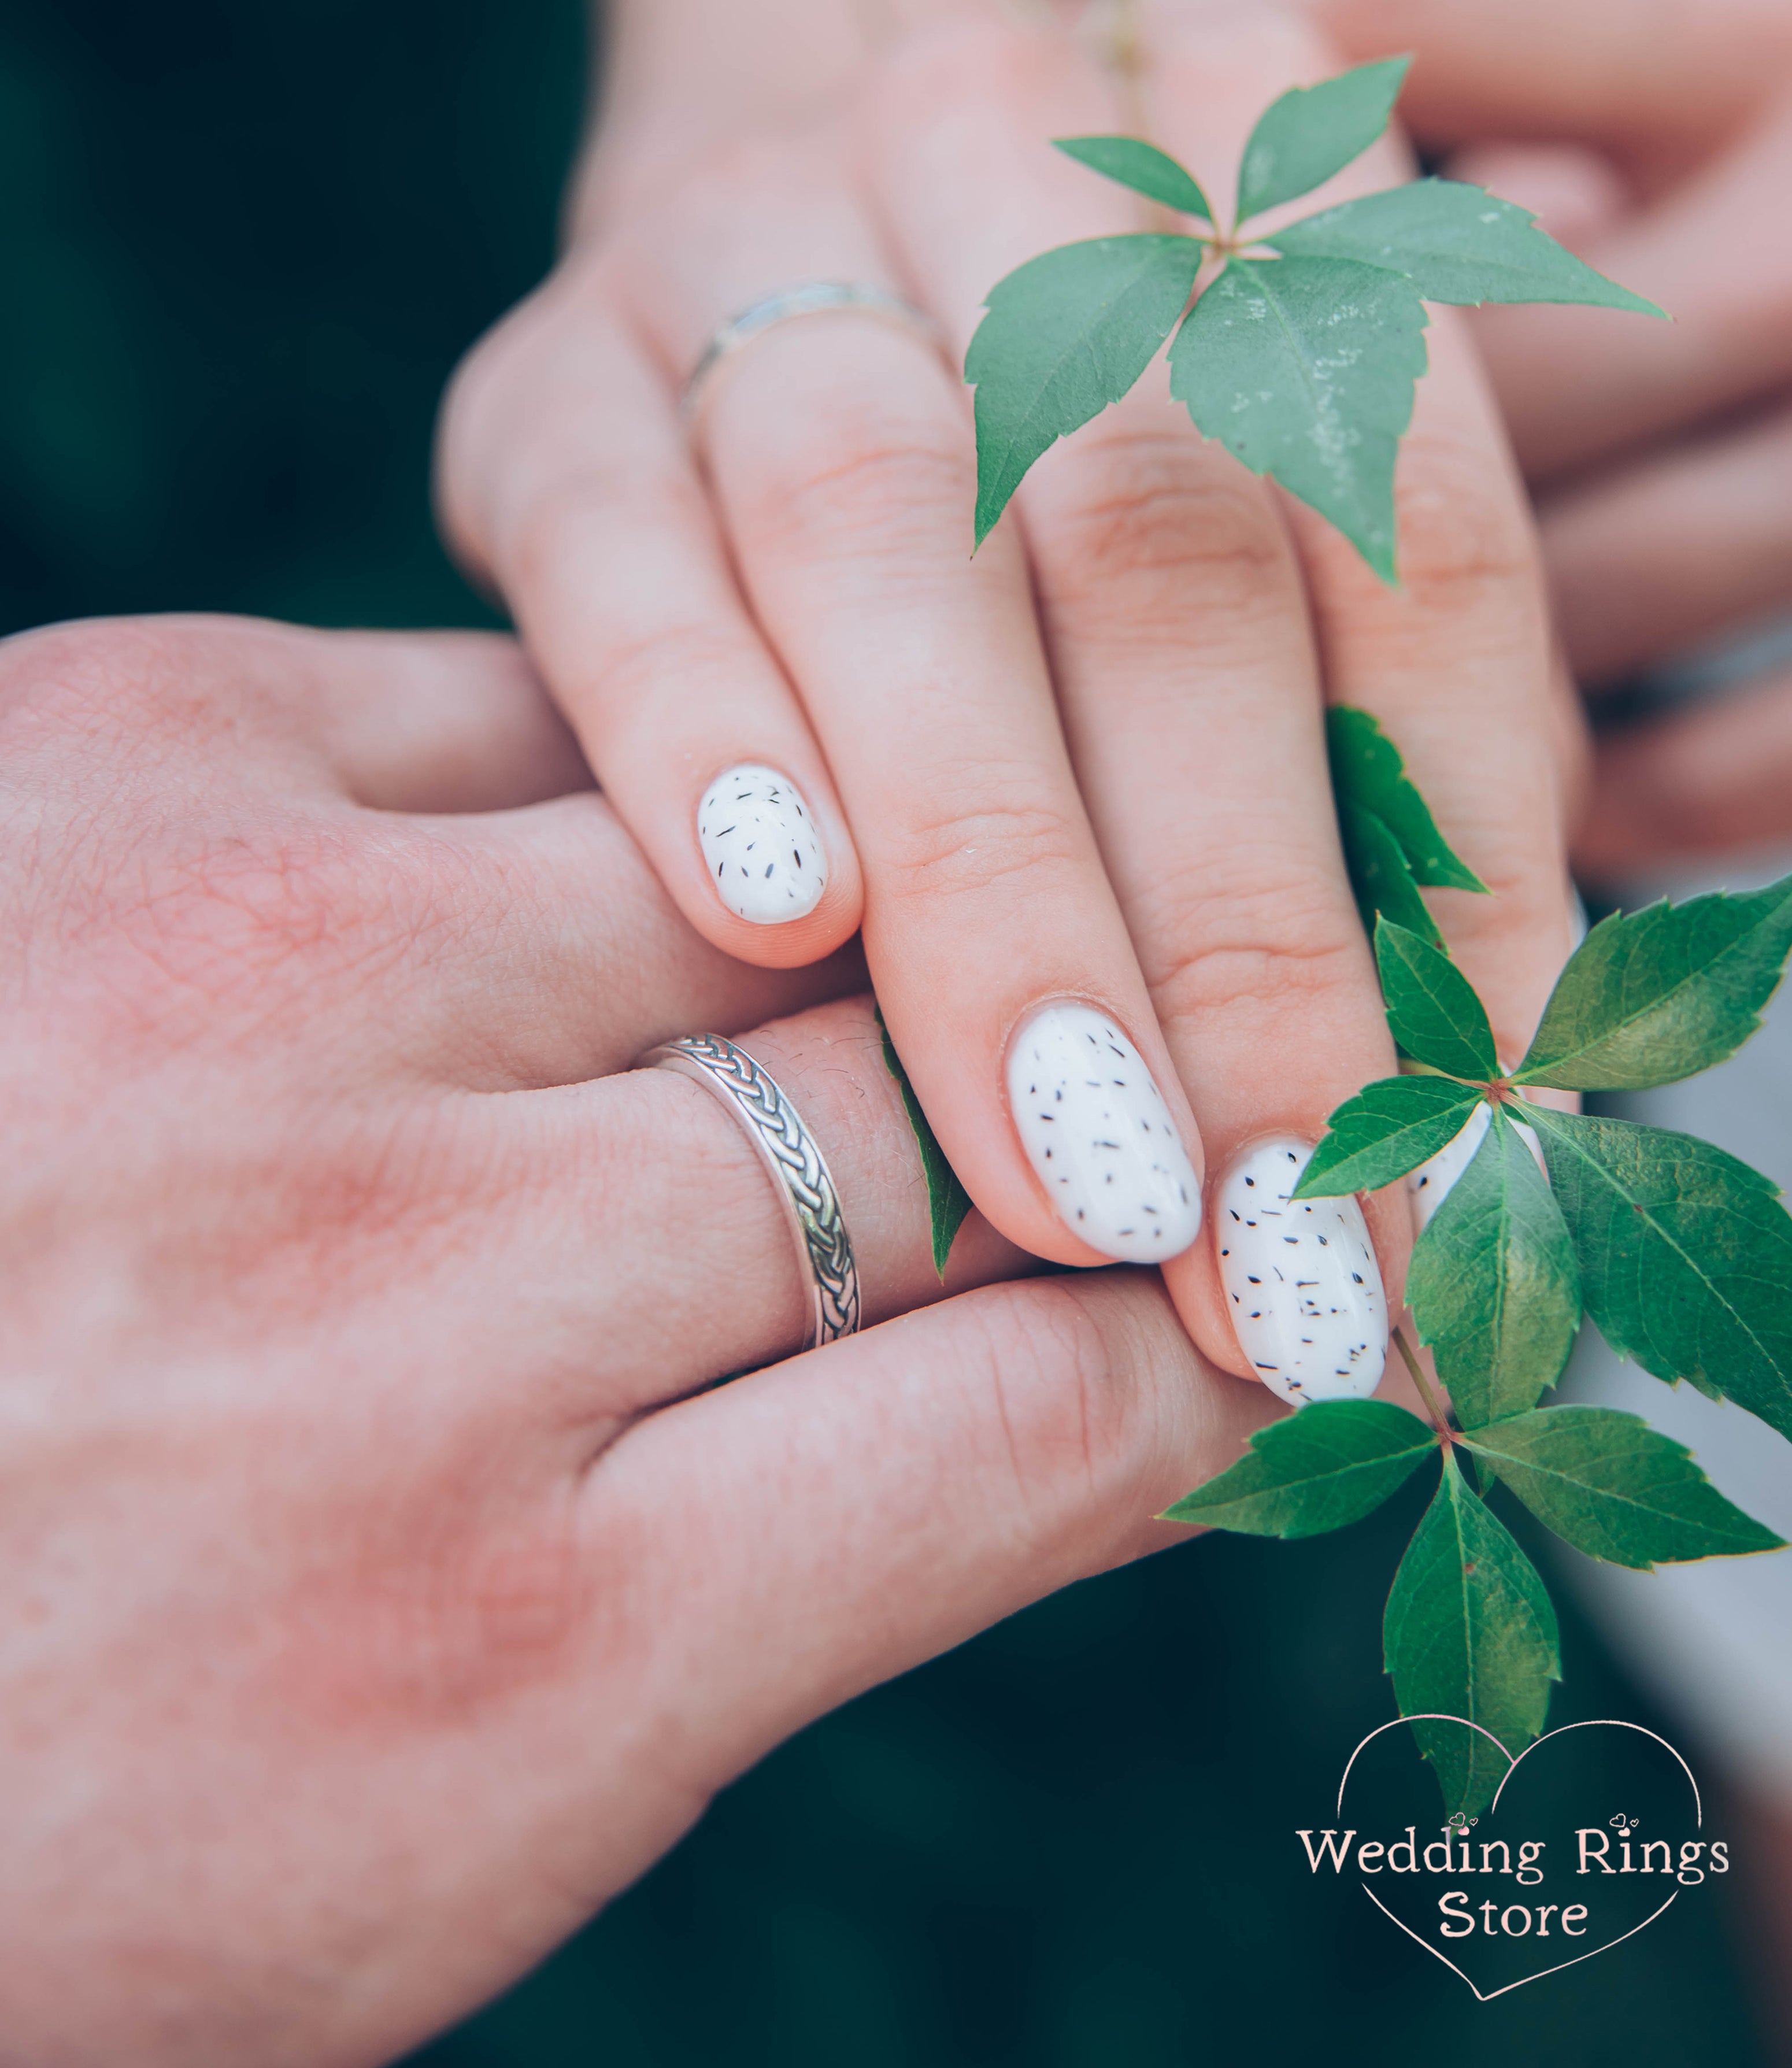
438, 1, 1585, 1404
1317, 0, 1792, 876
0, 615, 1276, 2067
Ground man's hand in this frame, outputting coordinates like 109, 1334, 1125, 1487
0, 616, 1267, 2066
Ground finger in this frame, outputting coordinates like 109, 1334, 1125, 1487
1440, 141, 1630, 257
294, 627, 593, 814
865, 12, 1407, 1399
1139, 17, 1584, 1053
619, 128, 1206, 1271
1278, 341, 1580, 1025
1470, 103, 1792, 479
438, 275, 864, 972
377, 793, 872, 1088
1575, 670, 1792, 878
569, 1269, 1272, 1848
1141, 19, 1578, 1373
16, 616, 597, 817
23, 639, 869, 1096
1540, 399, 1792, 688
171, 617, 594, 813
1320, 0, 1792, 478
449, 995, 1034, 1431
1317, 0, 1790, 164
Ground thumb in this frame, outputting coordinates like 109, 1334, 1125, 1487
575, 1273, 1271, 1829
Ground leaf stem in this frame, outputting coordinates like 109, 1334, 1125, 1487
1392, 1323, 1454, 1445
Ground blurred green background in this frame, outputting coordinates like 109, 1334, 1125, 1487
0, 3, 1770, 2062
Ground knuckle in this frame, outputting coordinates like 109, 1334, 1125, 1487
437, 297, 556, 549
0, 617, 313, 794
1388, 426, 1540, 608
1034, 428, 1292, 623
583, 612, 757, 722
503, 452, 705, 596
1139, 857, 1370, 1029
957, 1279, 1145, 1514
439, 256, 643, 568
744, 396, 974, 564
876, 782, 1088, 905
1, 617, 204, 746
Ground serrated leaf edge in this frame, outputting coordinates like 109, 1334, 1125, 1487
1459, 1408, 1787, 1569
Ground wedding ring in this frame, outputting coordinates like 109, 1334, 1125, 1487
681, 280, 944, 421
645, 1033, 861, 1350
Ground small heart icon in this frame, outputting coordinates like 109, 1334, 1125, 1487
1323, 1715, 1710, 1999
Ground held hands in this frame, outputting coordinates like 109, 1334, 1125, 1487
0, 616, 1268, 2065
438, 5, 1583, 1401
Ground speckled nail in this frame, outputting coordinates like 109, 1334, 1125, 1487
1408, 1100, 1491, 1232
1006, 1004, 1202, 1264
1407, 1089, 1544, 1232
1217, 1137, 1386, 1408
697, 764, 826, 924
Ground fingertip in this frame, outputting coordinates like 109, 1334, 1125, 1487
686, 883, 864, 971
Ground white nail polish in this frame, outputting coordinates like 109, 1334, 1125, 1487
1408, 1100, 1491, 1231
697, 764, 827, 924
1406, 1083, 1544, 1232
1217, 1136, 1386, 1408
1006, 1003, 1202, 1264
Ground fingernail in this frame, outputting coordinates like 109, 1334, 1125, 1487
1217, 1136, 1386, 1408
1006, 1003, 1202, 1264
1408, 1100, 1490, 1231
697, 764, 827, 924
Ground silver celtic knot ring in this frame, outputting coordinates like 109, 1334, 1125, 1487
643, 1033, 861, 1351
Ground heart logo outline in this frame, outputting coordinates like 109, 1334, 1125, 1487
1335, 1715, 1703, 2001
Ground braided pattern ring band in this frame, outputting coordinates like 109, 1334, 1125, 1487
644, 1034, 861, 1349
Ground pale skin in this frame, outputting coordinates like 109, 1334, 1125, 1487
439, 1, 1584, 1394
15, 1, 1792, 2059
0, 613, 1271, 2065
1319, 0, 1792, 875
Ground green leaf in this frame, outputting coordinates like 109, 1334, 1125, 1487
1513, 874, 1792, 1092
967, 234, 1202, 546
1383, 1453, 1560, 1817
1162, 1399, 1436, 1537
1268, 179, 1665, 314
1376, 918, 1498, 1079
1526, 1108, 1792, 1438
1235, 56, 1411, 225
1327, 707, 1486, 893
1053, 135, 1213, 223
1408, 1105, 1580, 1427
876, 1007, 971, 1279
1169, 256, 1427, 581
1339, 800, 1438, 946
1461, 1405, 1786, 1569
1295, 1075, 1486, 1198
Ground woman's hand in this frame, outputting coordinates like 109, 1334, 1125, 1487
439, 3, 1583, 1408
0, 613, 1270, 2065
1321, 0, 1792, 875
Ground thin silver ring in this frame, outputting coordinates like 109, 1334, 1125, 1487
681, 279, 943, 422
644, 1033, 861, 1350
